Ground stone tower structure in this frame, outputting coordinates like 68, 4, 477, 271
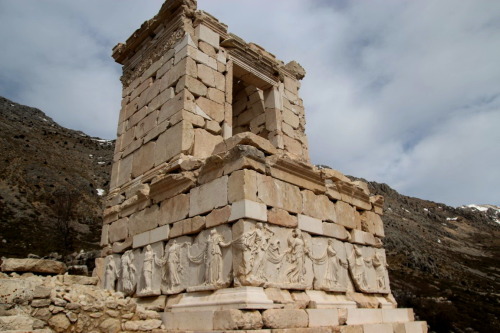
99, 0, 427, 331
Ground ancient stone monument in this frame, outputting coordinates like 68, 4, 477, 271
99, 0, 427, 331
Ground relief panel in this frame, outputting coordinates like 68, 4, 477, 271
310, 237, 349, 292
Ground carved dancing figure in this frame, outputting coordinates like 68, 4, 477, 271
349, 245, 371, 290
323, 239, 348, 288
141, 245, 159, 292
241, 223, 274, 280
372, 251, 388, 289
104, 255, 117, 291
285, 228, 309, 284
206, 229, 231, 285
188, 229, 231, 286
160, 240, 184, 289
120, 250, 136, 295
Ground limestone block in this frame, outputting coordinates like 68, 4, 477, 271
159, 193, 189, 225
302, 190, 337, 222
162, 310, 214, 331
130, 77, 153, 101
117, 153, 133, 187
339, 326, 364, 333
207, 87, 225, 104
297, 214, 323, 235
346, 309, 383, 325
1, 258, 66, 275
393, 321, 428, 333
150, 224, 170, 244
213, 309, 263, 330
310, 237, 349, 292
112, 237, 133, 253
228, 169, 259, 203
109, 217, 129, 243
214, 70, 225, 91
169, 216, 206, 238
229, 199, 267, 222
268, 207, 298, 228
347, 291, 380, 309
189, 176, 228, 216
382, 308, 414, 323
195, 24, 220, 49
197, 63, 216, 87
283, 135, 303, 156
306, 309, 339, 327
199, 40, 216, 57
370, 195, 384, 215
150, 172, 196, 204
135, 295, 167, 311
135, 111, 158, 139
262, 309, 308, 329
174, 32, 197, 54
154, 120, 194, 166
206, 205, 232, 228
322, 222, 350, 241
149, 86, 175, 113
128, 205, 159, 236
193, 128, 223, 158
232, 220, 314, 289
133, 230, 150, 248
305, 290, 356, 309
171, 286, 275, 312
160, 57, 196, 90
48, 313, 71, 332
363, 211, 385, 238
264, 288, 294, 305
101, 224, 109, 246
123, 319, 162, 331
283, 109, 300, 129
205, 119, 222, 134
158, 90, 193, 123
363, 323, 394, 333
196, 96, 224, 122
179, 75, 207, 97
266, 156, 325, 192
257, 175, 303, 214
131, 142, 155, 178
335, 201, 357, 229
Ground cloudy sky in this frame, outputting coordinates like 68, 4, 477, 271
1, 0, 499, 207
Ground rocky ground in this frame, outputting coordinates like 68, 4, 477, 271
1, 96, 499, 332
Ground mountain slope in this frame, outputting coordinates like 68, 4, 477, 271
0, 96, 113, 256
1, 96, 498, 332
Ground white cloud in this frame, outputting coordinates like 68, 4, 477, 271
0, 0, 499, 207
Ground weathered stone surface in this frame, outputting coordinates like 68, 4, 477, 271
262, 309, 308, 329
192, 128, 223, 158
257, 175, 302, 214
0, 315, 35, 330
196, 96, 224, 122
1, 259, 66, 275
267, 207, 298, 228
322, 222, 350, 240
335, 201, 357, 229
206, 205, 231, 228
162, 310, 214, 331
229, 199, 267, 222
195, 24, 220, 49
123, 319, 162, 331
306, 309, 339, 327
297, 214, 323, 235
48, 313, 71, 332
169, 216, 206, 238
346, 308, 383, 325
302, 190, 337, 222
214, 132, 278, 156
189, 176, 228, 216
128, 204, 159, 236
213, 309, 263, 330
109, 217, 128, 243
158, 193, 189, 225
228, 169, 259, 203
154, 120, 193, 166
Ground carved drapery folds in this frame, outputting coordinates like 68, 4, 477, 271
105, 222, 390, 297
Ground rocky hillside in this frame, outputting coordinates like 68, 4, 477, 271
0, 96, 113, 256
1, 96, 499, 332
